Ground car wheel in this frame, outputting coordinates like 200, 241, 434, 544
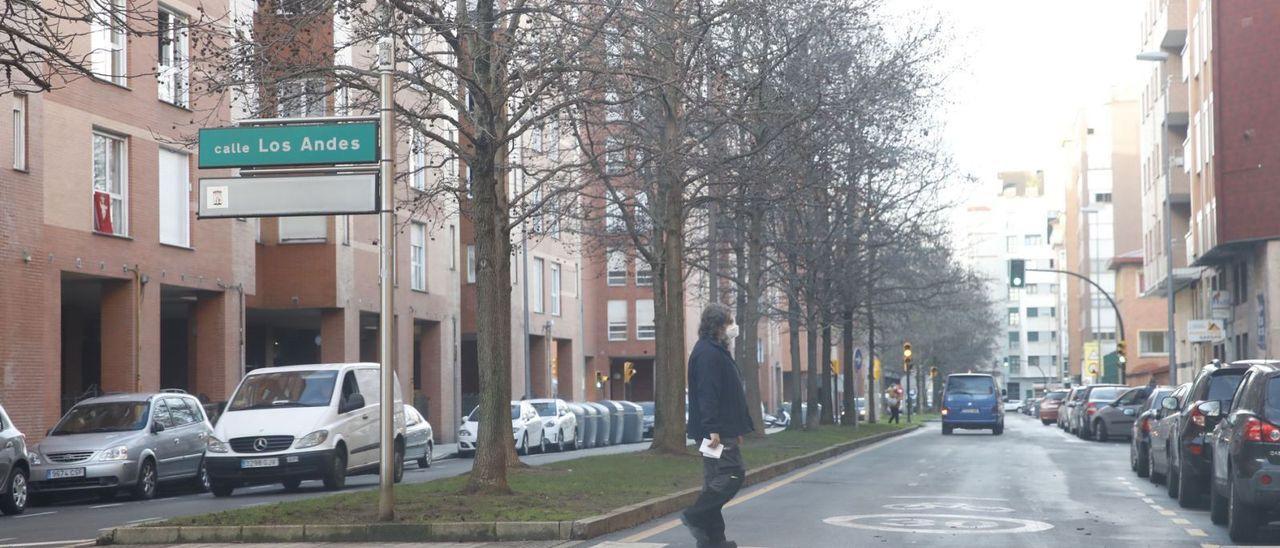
210, 481, 235, 497
1095, 421, 1108, 442
942, 425, 953, 435
132, 459, 158, 501
1228, 476, 1260, 543
418, 442, 433, 468
393, 442, 405, 483
992, 422, 1003, 436
1149, 447, 1165, 484
557, 430, 566, 452
1177, 456, 1200, 508
282, 478, 302, 491
323, 448, 347, 491
192, 459, 211, 492
0, 467, 28, 515
1041, 419, 1052, 426
1129, 441, 1138, 471
538, 434, 547, 454
1136, 444, 1150, 478
1166, 450, 1180, 499
1210, 477, 1228, 525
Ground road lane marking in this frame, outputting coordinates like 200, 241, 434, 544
1159, 510, 1176, 516
1186, 528, 1207, 537
1172, 518, 1190, 525
1142, 497, 1154, 503
89, 503, 123, 509
0, 541, 94, 547
0, 538, 14, 543
891, 495, 1009, 501
13, 511, 55, 519
125, 517, 164, 525
823, 514, 1053, 534
618, 427, 923, 543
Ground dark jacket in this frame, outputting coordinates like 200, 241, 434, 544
687, 336, 755, 441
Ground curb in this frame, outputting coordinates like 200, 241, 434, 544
97, 425, 919, 545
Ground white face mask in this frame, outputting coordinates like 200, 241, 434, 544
725, 324, 740, 340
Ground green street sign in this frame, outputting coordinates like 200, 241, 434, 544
198, 122, 378, 168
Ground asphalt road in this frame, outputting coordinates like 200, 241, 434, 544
0, 440, 656, 547
592, 414, 1243, 548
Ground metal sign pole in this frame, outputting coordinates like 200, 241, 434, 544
377, 35, 397, 522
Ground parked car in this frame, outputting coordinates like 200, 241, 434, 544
640, 401, 655, 437
528, 398, 577, 452
205, 363, 407, 497
941, 374, 1003, 435
1150, 383, 1192, 488
1061, 386, 1087, 432
1205, 360, 1280, 542
1039, 390, 1068, 426
458, 401, 547, 456
1163, 361, 1248, 508
1002, 399, 1022, 412
403, 404, 434, 468
1072, 384, 1128, 439
29, 391, 212, 501
1131, 386, 1174, 478
1090, 386, 1152, 442
0, 403, 29, 515
856, 397, 868, 420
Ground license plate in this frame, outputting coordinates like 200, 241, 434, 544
47, 468, 85, 480
241, 458, 279, 469
961, 409, 980, 414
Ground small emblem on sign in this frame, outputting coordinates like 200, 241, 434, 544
207, 186, 229, 209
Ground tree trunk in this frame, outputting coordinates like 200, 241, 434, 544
786, 290, 805, 431
820, 320, 834, 424
865, 301, 877, 424
805, 311, 821, 429
650, 184, 688, 455
734, 221, 766, 438
841, 309, 857, 427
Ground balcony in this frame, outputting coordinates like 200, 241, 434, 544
1152, 0, 1187, 50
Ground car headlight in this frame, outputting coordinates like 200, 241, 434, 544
29, 449, 43, 466
206, 437, 229, 453
544, 420, 556, 428
98, 445, 130, 461
295, 429, 329, 449
459, 429, 471, 437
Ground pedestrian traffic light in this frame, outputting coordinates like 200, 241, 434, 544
903, 342, 913, 371
594, 371, 607, 388
1116, 340, 1126, 357
1009, 259, 1026, 288
623, 362, 635, 383
929, 366, 938, 378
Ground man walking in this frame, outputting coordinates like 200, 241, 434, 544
886, 387, 901, 424
682, 304, 754, 548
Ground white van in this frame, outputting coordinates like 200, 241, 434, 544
204, 363, 405, 497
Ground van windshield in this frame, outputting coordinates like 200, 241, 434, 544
51, 402, 150, 435
1088, 387, 1126, 402
946, 376, 995, 395
227, 370, 338, 412
1043, 391, 1067, 401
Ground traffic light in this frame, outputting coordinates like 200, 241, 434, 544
594, 371, 607, 388
1009, 259, 1026, 288
623, 362, 635, 383
903, 342, 913, 371
1116, 340, 1126, 357
929, 366, 938, 378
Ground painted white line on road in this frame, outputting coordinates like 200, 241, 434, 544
1159, 510, 1176, 516
13, 511, 55, 519
0, 540, 94, 547
1201, 543, 1220, 548
0, 538, 15, 543
907, 482, 919, 487
1142, 497, 1154, 503
891, 495, 1010, 501
591, 543, 668, 548
1186, 528, 1208, 537
1172, 518, 1191, 525
89, 503, 123, 509
823, 513, 1054, 535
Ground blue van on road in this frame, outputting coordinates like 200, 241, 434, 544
941, 374, 1004, 435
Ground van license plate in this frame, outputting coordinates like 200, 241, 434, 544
961, 409, 980, 414
47, 468, 85, 479
241, 458, 279, 469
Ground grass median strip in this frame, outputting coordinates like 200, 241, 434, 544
164, 423, 908, 527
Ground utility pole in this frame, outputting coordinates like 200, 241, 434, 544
376, 35, 397, 522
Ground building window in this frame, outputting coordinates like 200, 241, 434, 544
1007, 308, 1019, 327
276, 0, 315, 15
157, 9, 189, 107
529, 187, 544, 234
1027, 331, 1040, 342
608, 300, 627, 341
634, 192, 650, 233
1094, 193, 1112, 203
1026, 307, 1039, 318
1024, 234, 1042, 246
1005, 236, 1017, 252
1028, 356, 1040, 367
278, 216, 326, 242
1026, 284, 1039, 295
91, 0, 127, 85
409, 129, 427, 190
12, 94, 27, 170
92, 132, 127, 236
410, 222, 426, 291
605, 136, 624, 174
1008, 331, 1019, 343
1007, 356, 1020, 374
605, 200, 624, 233
448, 224, 456, 270
607, 249, 627, 286
636, 299, 655, 340
276, 79, 325, 118
158, 149, 190, 246
530, 257, 544, 313
635, 255, 653, 286
466, 244, 476, 283
1139, 331, 1167, 355
550, 262, 562, 316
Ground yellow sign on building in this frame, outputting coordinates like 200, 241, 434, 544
1083, 341, 1100, 382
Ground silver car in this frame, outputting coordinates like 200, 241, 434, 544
1, 403, 30, 515
29, 392, 213, 500
403, 404, 434, 468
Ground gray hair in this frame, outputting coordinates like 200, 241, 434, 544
698, 303, 733, 342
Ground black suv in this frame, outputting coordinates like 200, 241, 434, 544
1206, 360, 1280, 542
1166, 360, 1249, 509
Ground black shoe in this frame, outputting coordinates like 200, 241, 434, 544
680, 514, 712, 545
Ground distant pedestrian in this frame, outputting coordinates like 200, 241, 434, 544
683, 303, 753, 548
887, 390, 901, 424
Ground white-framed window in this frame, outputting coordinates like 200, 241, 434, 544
446, 128, 459, 179
636, 299, 655, 340
466, 244, 476, 283
276, 79, 325, 118
608, 300, 627, 341
410, 222, 427, 291
448, 224, 456, 270
529, 187, 543, 233
275, 0, 314, 15
530, 257, 544, 313
409, 129, 427, 190
278, 216, 326, 242
607, 249, 627, 286
158, 149, 190, 246
605, 136, 624, 174
635, 255, 652, 286
634, 192, 650, 232
157, 8, 189, 107
92, 132, 127, 236
12, 94, 26, 171
91, 0, 127, 85
550, 262, 562, 316
605, 200, 624, 233
1139, 331, 1168, 356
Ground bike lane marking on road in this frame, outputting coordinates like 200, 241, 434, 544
615, 427, 925, 543
822, 513, 1053, 534
1186, 528, 1208, 537
882, 502, 1015, 513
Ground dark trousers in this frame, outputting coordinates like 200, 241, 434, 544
683, 444, 745, 544
889, 405, 901, 423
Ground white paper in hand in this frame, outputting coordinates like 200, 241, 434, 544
700, 438, 723, 459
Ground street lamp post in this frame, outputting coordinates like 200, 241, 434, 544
1138, 50, 1178, 385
